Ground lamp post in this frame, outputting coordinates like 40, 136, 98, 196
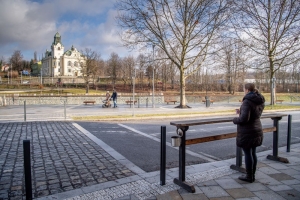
11, 64, 12, 84
40, 67, 42, 85
152, 44, 155, 108
297, 72, 299, 93
272, 77, 276, 105
132, 68, 136, 116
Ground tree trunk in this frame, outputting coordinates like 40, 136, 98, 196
86, 82, 89, 94
176, 68, 190, 108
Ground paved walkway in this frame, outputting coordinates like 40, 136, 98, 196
0, 104, 299, 200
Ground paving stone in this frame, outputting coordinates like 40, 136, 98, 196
235, 197, 261, 200
181, 193, 208, 200
279, 168, 300, 176
156, 190, 182, 200
290, 184, 300, 192
267, 184, 293, 191
242, 182, 268, 192
215, 178, 243, 189
269, 163, 289, 170
281, 179, 300, 185
268, 173, 294, 181
209, 197, 234, 200
199, 186, 230, 198
257, 176, 282, 186
259, 167, 281, 174
226, 188, 255, 199
253, 190, 286, 200
196, 180, 218, 187
276, 189, 300, 200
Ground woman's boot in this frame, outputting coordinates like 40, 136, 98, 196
238, 170, 254, 183
253, 167, 256, 182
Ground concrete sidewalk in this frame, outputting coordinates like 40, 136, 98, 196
38, 144, 300, 200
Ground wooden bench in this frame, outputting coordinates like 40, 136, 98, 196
202, 100, 214, 104
83, 101, 96, 105
276, 100, 284, 104
170, 113, 287, 193
165, 98, 177, 104
125, 100, 137, 105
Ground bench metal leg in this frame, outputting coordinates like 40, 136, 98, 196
230, 146, 246, 173
267, 117, 289, 163
173, 126, 195, 193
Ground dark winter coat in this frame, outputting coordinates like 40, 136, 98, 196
111, 91, 117, 100
233, 91, 265, 149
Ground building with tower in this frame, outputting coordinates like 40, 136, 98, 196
41, 32, 85, 77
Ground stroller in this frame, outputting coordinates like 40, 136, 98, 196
102, 99, 111, 108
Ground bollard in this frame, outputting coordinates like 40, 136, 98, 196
64, 101, 66, 120
287, 115, 292, 152
138, 98, 140, 108
24, 100, 26, 122
23, 140, 32, 200
160, 126, 166, 185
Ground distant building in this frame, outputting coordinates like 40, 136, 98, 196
41, 32, 85, 77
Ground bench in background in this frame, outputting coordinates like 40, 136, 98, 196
276, 100, 284, 104
83, 101, 96, 105
165, 97, 177, 104
125, 100, 137, 105
202, 100, 214, 104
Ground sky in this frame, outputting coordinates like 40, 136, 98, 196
0, 0, 138, 62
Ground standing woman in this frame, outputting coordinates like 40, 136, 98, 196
233, 83, 265, 183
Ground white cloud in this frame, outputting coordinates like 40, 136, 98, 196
0, 0, 140, 62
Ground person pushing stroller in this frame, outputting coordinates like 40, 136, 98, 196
110, 89, 117, 108
102, 91, 111, 108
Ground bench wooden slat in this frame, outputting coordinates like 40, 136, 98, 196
170, 114, 286, 127
185, 127, 276, 145
125, 100, 137, 104
83, 101, 96, 105
276, 100, 284, 104
202, 100, 214, 104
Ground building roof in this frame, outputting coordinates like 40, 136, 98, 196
53, 32, 62, 45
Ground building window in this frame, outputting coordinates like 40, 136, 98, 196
68, 61, 71, 66
58, 68, 60, 72
58, 62, 60, 66
68, 69, 71, 73
74, 61, 78, 67
58, 47, 61, 50
53, 61, 56, 66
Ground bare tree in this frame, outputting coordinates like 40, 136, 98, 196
10, 50, 23, 71
80, 48, 101, 93
215, 39, 249, 94
116, 0, 231, 108
231, 0, 300, 104
107, 52, 121, 88
120, 56, 135, 90
136, 54, 148, 91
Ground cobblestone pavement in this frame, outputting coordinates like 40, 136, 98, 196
0, 122, 136, 200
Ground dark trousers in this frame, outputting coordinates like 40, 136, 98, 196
242, 147, 257, 173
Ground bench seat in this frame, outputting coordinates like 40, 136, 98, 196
276, 100, 284, 104
125, 100, 137, 105
83, 101, 96, 105
202, 100, 214, 104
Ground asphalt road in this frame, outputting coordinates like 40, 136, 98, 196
76, 110, 300, 172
